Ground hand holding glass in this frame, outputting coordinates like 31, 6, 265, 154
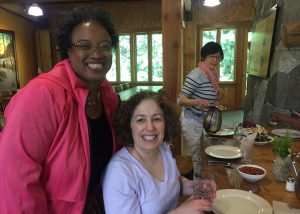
193, 171, 215, 201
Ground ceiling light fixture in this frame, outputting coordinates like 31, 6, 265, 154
28, 3, 43, 16
203, 0, 221, 7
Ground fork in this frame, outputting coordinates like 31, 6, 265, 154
207, 160, 234, 169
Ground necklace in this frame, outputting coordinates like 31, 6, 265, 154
87, 91, 100, 106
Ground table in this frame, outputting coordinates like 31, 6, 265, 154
177, 129, 300, 209
118, 85, 163, 101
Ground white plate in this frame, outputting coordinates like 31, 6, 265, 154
213, 189, 272, 214
255, 135, 274, 146
210, 129, 234, 137
271, 129, 300, 139
205, 145, 241, 159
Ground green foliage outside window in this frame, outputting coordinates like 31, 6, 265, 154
220, 29, 235, 81
119, 35, 131, 81
136, 34, 148, 82
202, 28, 236, 82
152, 34, 163, 82
107, 32, 163, 83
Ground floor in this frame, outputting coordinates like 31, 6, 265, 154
181, 110, 244, 155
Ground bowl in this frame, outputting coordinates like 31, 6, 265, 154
237, 164, 266, 183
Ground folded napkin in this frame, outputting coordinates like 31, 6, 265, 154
273, 201, 300, 214
240, 132, 257, 162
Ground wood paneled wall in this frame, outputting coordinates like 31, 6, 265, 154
43, 1, 162, 64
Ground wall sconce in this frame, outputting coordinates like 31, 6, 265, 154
27, 3, 43, 16
203, 0, 221, 7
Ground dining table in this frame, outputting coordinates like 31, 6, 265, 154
118, 85, 163, 101
176, 126, 300, 212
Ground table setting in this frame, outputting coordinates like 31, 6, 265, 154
195, 119, 300, 213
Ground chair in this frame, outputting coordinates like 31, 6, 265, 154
0, 97, 11, 114
113, 85, 124, 93
122, 82, 132, 90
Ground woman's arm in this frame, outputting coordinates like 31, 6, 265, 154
168, 195, 214, 214
177, 96, 211, 108
0, 84, 60, 213
269, 113, 300, 130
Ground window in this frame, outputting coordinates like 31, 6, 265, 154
106, 32, 163, 83
201, 28, 236, 82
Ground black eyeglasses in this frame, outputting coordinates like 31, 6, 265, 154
208, 54, 223, 61
72, 41, 112, 54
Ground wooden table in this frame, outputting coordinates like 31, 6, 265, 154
176, 129, 300, 209
118, 85, 163, 101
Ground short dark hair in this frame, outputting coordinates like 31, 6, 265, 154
200, 41, 224, 61
114, 91, 181, 147
55, 7, 118, 59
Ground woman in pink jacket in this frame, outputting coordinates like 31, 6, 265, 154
0, 8, 122, 213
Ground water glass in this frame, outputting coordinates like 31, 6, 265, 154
193, 171, 215, 200
233, 122, 243, 142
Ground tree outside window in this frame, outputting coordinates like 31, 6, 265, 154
107, 32, 163, 84
202, 28, 236, 82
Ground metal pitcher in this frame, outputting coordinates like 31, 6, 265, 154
203, 105, 225, 133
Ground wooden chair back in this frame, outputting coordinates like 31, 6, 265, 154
0, 97, 11, 114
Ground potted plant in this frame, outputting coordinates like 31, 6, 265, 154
272, 130, 293, 182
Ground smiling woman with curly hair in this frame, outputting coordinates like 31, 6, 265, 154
103, 91, 216, 214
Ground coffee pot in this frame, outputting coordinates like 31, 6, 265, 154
291, 152, 300, 201
203, 105, 225, 133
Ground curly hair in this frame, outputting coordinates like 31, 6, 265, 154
55, 7, 118, 59
114, 91, 181, 147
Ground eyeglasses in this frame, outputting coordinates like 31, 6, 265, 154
72, 41, 112, 54
208, 55, 222, 61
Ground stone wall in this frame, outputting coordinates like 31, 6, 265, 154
243, 0, 300, 127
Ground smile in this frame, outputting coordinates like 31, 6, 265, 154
142, 135, 156, 141
87, 63, 103, 70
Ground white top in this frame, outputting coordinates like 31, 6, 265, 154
102, 142, 180, 214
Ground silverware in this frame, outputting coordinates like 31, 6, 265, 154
207, 160, 234, 169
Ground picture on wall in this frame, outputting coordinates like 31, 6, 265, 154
0, 30, 19, 91
247, 5, 278, 77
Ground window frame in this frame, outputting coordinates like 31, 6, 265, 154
109, 31, 163, 84
197, 26, 237, 83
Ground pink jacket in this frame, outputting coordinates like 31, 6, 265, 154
0, 60, 122, 213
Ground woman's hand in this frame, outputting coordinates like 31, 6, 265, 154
180, 176, 193, 196
194, 99, 210, 108
168, 195, 215, 214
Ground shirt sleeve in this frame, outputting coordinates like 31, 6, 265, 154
102, 157, 142, 214
0, 82, 61, 213
179, 68, 200, 99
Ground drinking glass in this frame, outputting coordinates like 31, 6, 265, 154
193, 171, 215, 200
233, 122, 243, 142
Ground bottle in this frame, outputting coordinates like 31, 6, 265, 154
286, 176, 295, 192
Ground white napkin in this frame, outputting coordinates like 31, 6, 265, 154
240, 132, 257, 162
273, 201, 300, 214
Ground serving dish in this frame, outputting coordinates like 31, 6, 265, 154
237, 164, 266, 182
254, 135, 274, 145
